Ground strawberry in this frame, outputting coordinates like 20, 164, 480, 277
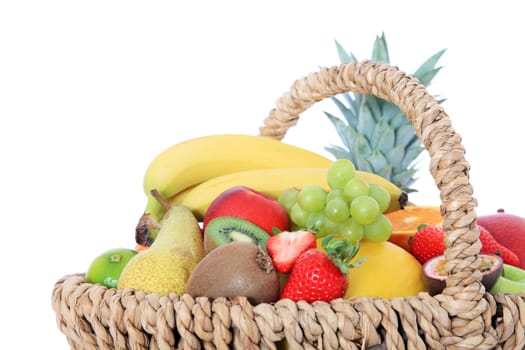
280, 235, 364, 303
266, 230, 316, 273
410, 224, 520, 267
478, 225, 520, 266
409, 225, 446, 264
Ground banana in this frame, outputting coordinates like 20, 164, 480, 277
137, 134, 332, 244
168, 167, 407, 221
357, 171, 408, 212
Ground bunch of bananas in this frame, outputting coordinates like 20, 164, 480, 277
136, 134, 407, 245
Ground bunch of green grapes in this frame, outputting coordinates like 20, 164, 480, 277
278, 159, 393, 243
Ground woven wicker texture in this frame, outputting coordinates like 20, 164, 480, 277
53, 61, 525, 349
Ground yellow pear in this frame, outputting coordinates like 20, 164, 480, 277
118, 205, 203, 295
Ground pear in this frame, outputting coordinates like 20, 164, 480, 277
118, 204, 203, 295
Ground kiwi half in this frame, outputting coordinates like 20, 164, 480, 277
204, 216, 270, 254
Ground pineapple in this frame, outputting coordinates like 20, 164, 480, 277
324, 33, 446, 193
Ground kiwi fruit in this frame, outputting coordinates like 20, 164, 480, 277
204, 216, 270, 255
185, 241, 280, 304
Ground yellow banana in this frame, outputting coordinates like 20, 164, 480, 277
167, 184, 198, 207
137, 134, 332, 243
168, 167, 407, 221
356, 171, 408, 213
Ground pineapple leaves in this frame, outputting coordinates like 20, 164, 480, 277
392, 169, 419, 192
325, 112, 357, 152
361, 95, 383, 122
371, 32, 390, 63
385, 144, 405, 167
401, 145, 425, 169
323, 33, 445, 193
396, 123, 419, 148
381, 102, 402, 121
417, 68, 443, 87
390, 111, 410, 130
355, 157, 374, 173
328, 96, 357, 127
366, 150, 389, 175
324, 145, 353, 161
335, 39, 358, 64
381, 104, 408, 129
413, 49, 446, 86
370, 117, 395, 153
356, 104, 376, 140
375, 164, 393, 182
353, 134, 372, 161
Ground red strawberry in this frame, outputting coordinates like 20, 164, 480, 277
409, 225, 446, 264
266, 230, 316, 273
280, 236, 364, 303
280, 248, 347, 302
478, 225, 520, 266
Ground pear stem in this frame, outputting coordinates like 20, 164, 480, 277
150, 189, 171, 211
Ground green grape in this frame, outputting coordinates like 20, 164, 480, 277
343, 177, 369, 201
278, 187, 300, 212
368, 183, 391, 213
297, 185, 327, 212
326, 188, 350, 204
290, 203, 309, 227
350, 195, 381, 225
321, 217, 340, 236
306, 211, 326, 235
327, 159, 356, 190
364, 214, 393, 242
339, 218, 365, 242
325, 197, 350, 223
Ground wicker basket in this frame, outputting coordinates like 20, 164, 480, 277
52, 60, 525, 350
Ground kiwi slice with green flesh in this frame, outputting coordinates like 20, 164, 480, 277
204, 216, 270, 254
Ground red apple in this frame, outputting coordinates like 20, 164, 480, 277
478, 209, 525, 269
203, 186, 290, 236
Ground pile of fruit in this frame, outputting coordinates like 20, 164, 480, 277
84, 35, 525, 304
85, 134, 525, 305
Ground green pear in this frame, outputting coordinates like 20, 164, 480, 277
118, 205, 203, 295
489, 264, 525, 294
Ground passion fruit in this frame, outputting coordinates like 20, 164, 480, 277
422, 253, 503, 295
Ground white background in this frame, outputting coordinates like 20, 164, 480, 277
1, 1, 524, 348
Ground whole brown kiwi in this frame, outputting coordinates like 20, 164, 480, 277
185, 241, 280, 304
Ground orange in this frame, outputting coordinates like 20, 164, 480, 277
386, 205, 443, 252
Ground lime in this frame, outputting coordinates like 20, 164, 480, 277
85, 248, 138, 288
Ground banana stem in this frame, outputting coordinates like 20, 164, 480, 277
150, 189, 171, 211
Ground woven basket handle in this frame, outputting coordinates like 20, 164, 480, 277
259, 60, 483, 295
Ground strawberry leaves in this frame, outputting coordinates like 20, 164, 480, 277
321, 234, 366, 275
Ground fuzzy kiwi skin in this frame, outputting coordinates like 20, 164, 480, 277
203, 231, 220, 255
185, 242, 279, 304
